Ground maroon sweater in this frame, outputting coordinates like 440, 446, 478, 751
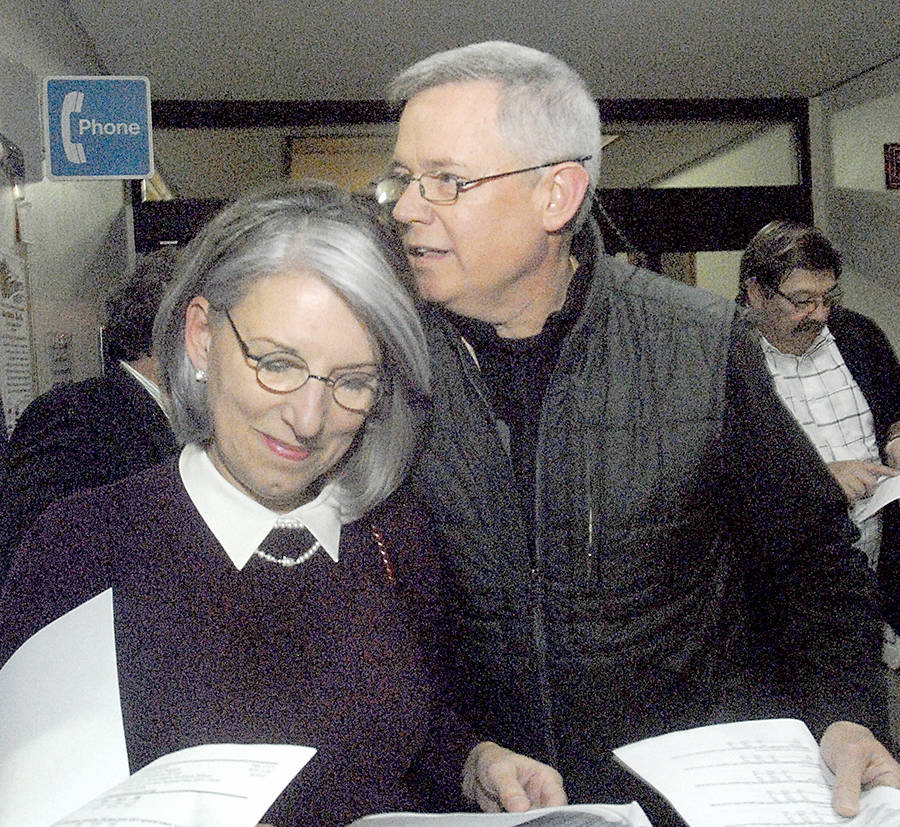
0, 459, 474, 826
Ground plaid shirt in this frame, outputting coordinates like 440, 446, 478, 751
761, 326, 882, 567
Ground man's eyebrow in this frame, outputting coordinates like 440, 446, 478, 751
391, 157, 465, 172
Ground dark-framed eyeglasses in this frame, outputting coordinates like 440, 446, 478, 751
773, 285, 843, 313
373, 155, 592, 206
218, 308, 382, 414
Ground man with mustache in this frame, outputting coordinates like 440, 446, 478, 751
740, 221, 899, 512
377, 41, 900, 824
739, 220, 900, 654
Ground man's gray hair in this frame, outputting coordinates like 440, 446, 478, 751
153, 181, 431, 522
389, 40, 602, 229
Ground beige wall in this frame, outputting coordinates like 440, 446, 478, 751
1, 0, 129, 394
653, 123, 798, 189
152, 125, 395, 199
152, 127, 292, 199
695, 250, 742, 300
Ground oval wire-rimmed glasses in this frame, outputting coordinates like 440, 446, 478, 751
215, 307, 382, 414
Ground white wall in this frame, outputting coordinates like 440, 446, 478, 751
810, 57, 900, 353
648, 123, 798, 300
831, 91, 900, 191
653, 123, 798, 189
0, 1, 129, 394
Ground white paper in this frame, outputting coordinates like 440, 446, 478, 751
853, 474, 900, 522
348, 802, 653, 826
613, 718, 900, 826
0, 589, 129, 827
0, 590, 317, 827
51, 742, 317, 827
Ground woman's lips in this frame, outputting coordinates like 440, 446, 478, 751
262, 432, 311, 461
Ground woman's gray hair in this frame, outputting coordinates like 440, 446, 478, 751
154, 180, 431, 521
389, 40, 602, 230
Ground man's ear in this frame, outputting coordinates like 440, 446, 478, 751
540, 162, 590, 233
745, 279, 767, 311
184, 296, 213, 370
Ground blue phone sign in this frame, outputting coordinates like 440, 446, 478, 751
44, 76, 153, 180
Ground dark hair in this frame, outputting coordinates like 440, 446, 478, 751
737, 220, 842, 305
103, 246, 181, 366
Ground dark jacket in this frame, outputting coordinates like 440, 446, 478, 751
0, 365, 177, 582
829, 306, 900, 628
411, 224, 886, 821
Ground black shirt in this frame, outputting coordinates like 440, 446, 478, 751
443, 265, 592, 548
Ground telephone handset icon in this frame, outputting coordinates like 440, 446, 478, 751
61, 90, 86, 164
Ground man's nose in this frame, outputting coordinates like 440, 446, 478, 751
392, 180, 431, 225
809, 299, 831, 322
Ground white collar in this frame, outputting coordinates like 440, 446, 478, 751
179, 443, 343, 570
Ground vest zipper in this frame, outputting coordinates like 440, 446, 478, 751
455, 327, 557, 764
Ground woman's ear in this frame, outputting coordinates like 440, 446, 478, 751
541, 162, 590, 233
184, 296, 213, 370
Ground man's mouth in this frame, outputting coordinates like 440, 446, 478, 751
796, 319, 825, 334
406, 244, 448, 258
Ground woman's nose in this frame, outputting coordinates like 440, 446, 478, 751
281, 378, 331, 437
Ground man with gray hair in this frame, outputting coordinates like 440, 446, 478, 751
375, 40, 900, 823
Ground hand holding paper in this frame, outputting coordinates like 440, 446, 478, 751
852, 473, 900, 522
462, 741, 567, 813
820, 720, 900, 817
613, 718, 900, 826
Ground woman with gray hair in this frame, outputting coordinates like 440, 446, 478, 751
155, 180, 428, 523
0, 182, 565, 825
